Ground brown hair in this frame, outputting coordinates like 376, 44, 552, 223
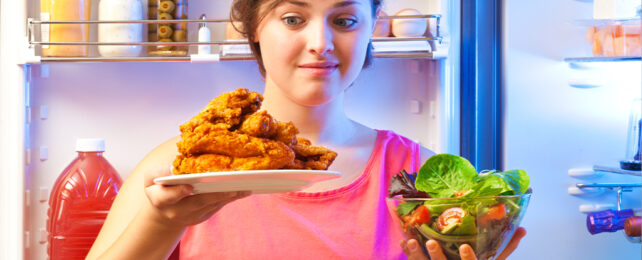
230, 0, 382, 77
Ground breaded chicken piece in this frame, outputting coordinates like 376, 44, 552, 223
238, 110, 299, 146
285, 137, 338, 170
173, 88, 337, 174
179, 88, 262, 133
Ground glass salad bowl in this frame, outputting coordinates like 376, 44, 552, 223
388, 192, 531, 260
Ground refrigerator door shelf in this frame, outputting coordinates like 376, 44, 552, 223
568, 185, 605, 196
580, 203, 617, 213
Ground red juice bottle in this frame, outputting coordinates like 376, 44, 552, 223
47, 138, 123, 259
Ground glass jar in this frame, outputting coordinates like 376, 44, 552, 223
148, 0, 188, 56
40, 0, 92, 57
98, 0, 143, 57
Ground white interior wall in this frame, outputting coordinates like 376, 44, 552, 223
503, 0, 642, 259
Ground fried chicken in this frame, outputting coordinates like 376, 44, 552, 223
173, 88, 337, 174
285, 137, 338, 170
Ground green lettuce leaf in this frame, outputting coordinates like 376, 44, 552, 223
396, 201, 422, 216
415, 154, 478, 198
450, 214, 478, 235
483, 169, 530, 195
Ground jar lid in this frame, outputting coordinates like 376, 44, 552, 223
76, 138, 105, 152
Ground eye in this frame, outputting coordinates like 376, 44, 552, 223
282, 16, 304, 26
334, 17, 358, 28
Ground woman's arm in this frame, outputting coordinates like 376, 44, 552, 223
87, 137, 249, 259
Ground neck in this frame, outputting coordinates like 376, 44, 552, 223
260, 79, 357, 146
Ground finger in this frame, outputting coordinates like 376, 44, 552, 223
459, 244, 478, 260
145, 183, 193, 207
144, 165, 174, 187
426, 240, 447, 260
496, 227, 527, 260
401, 239, 428, 260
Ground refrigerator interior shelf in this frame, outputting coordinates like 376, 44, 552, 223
28, 15, 443, 62
576, 183, 641, 210
564, 56, 642, 63
38, 51, 436, 63
593, 165, 642, 177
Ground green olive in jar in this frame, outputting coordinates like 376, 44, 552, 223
158, 25, 174, 38
157, 38, 174, 51
158, 12, 173, 20
158, 0, 176, 13
172, 29, 187, 42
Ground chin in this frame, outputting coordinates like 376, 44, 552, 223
291, 84, 342, 107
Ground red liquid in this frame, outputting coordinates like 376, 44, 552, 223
47, 151, 122, 260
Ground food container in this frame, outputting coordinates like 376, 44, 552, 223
585, 20, 641, 57
148, 0, 188, 56
388, 192, 531, 260
40, 0, 91, 57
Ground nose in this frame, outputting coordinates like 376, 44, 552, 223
306, 19, 334, 56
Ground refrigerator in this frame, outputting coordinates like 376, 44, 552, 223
0, 0, 640, 259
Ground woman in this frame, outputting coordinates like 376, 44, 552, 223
87, 0, 525, 259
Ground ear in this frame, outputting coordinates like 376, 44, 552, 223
372, 7, 383, 32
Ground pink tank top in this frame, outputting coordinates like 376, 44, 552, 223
180, 130, 421, 259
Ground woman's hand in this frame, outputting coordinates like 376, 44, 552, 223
144, 166, 251, 227
401, 227, 527, 260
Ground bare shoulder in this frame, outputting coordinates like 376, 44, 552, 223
133, 136, 181, 171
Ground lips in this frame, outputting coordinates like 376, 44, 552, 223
298, 61, 339, 77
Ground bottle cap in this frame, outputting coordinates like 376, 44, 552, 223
200, 14, 207, 28
76, 138, 105, 152
586, 209, 635, 235
625, 216, 642, 237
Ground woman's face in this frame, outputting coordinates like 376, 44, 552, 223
255, 0, 374, 106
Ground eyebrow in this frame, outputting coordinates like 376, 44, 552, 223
284, 0, 361, 8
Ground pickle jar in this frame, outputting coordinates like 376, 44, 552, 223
148, 0, 188, 56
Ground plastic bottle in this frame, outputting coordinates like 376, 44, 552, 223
198, 14, 211, 55
47, 138, 123, 260
587, 209, 642, 243
98, 0, 143, 57
40, 0, 92, 57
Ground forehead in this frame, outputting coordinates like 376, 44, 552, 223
259, 0, 372, 12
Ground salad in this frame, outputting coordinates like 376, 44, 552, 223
388, 154, 531, 260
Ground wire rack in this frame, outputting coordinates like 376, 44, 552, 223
27, 14, 443, 63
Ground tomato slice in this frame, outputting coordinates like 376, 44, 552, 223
404, 205, 431, 229
437, 207, 467, 231
478, 203, 507, 227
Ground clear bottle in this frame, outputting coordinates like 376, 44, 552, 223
148, 0, 189, 56
47, 138, 123, 260
40, 0, 92, 57
98, 0, 143, 57
621, 98, 641, 170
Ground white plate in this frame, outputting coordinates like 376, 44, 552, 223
154, 170, 342, 194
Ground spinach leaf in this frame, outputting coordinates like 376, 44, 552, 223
415, 154, 478, 198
